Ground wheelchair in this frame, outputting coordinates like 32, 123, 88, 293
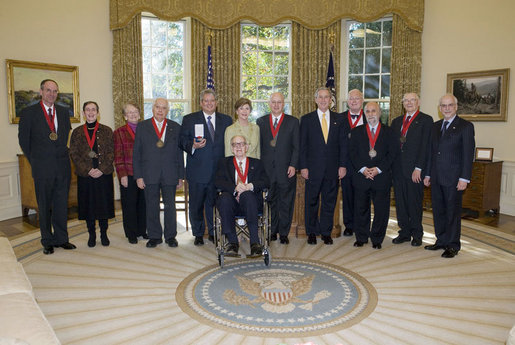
213, 189, 271, 268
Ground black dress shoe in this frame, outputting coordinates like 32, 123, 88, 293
141, 234, 149, 239
166, 238, 178, 247
279, 235, 289, 244
392, 236, 410, 244
270, 233, 278, 241
194, 236, 204, 246
146, 239, 162, 248
441, 247, 459, 258
208, 235, 214, 243
321, 235, 333, 245
411, 238, 422, 247
353, 241, 367, 247
88, 233, 96, 248
226, 243, 239, 255
43, 245, 54, 255
307, 234, 317, 245
57, 242, 77, 250
372, 243, 382, 249
100, 233, 110, 247
249, 243, 263, 257
343, 228, 353, 236
128, 237, 138, 244
424, 243, 445, 251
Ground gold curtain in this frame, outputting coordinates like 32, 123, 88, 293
191, 19, 240, 118
112, 14, 143, 129
389, 14, 422, 121
110, 0, 424, 32
291, 22, 340, 118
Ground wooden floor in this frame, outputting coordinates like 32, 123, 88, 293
1, 202, 514, 241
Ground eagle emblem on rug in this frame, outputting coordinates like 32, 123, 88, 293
223, 269, 331, 313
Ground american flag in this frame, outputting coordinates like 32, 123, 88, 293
206, 45, 215, 91
325, 51, 336, 112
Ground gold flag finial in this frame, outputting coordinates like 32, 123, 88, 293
328, 33, 335, 52
207, 30, 215, 46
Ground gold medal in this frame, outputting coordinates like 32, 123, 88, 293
400, 136, 406, 143
156, 140, 164, 148
270, 138, 276, 147
88, 151, 98, 159
49, 132, 58, 141
369, 149, 377, 158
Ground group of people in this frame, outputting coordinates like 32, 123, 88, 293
18, 79, 474, 259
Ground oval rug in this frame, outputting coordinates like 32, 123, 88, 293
176, 258, 377, 337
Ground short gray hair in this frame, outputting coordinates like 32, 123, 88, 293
314, 87, 331, 99
200, 89, 217, 103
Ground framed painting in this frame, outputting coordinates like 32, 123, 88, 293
6, 59, 80, 124
446, 68, 509, 121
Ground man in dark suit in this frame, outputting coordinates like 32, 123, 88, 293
424, 94, 475, 258
18, 79, 76, 255
215, 135, 269, 256
180, 89, 232, 246
256, 92, 299, 244
339, 89, 368, 237
299, 87, 347, 245
391, 93, 433, 247
133, 98, 185, 248
350, 102, 397, 249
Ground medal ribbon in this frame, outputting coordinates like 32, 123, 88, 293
152, 118, 167, 141
83, 122, 99, 150
40, 101, 56, 133
348, 109, 363, 129
366, 122, 381, 150
126, 123, 135, 141
233, 157, 249, 184
400, 110, 419, 137
269, 113, 285, 138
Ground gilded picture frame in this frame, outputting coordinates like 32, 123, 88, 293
446, 68, 509, 121
6, 59, 80, 124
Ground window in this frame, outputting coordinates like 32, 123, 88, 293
141, 17, 191, 123
241, 23, 291, 121
342, 18, 392, 123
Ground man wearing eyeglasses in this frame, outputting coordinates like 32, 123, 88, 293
215, 135, 269, 257
424, 94, 475, 258
391, 93, 433, 247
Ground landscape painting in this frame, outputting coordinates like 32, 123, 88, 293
447, 68, 509, 121
6, 60, 80, 124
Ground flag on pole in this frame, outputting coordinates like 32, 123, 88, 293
206, 45, 215, 91
325, 51, 336, 112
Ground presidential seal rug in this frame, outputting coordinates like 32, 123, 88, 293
176, 258, 377, 337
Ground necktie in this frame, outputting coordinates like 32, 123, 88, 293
351, 114, 358, 119
321, 112, 328, 143
403, 115, 411, 131
273, 117, 278, 130
237, 161, 244, 184
371, 127, 376, 139
48, 108, 53, 123
441, 120, 449, 135
207, 116, 215, 141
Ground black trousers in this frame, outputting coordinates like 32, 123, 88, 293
304, 177, 338, 236
431, 182, 463, 250
269, 176, 296, 237
217, 191, 260, 245
34, 174, 70, 247
354, 185, 390, 245
120, 175, 147, 239
188, 180, 216, 237
144, 183, 177, 241
393, 175, 424, 240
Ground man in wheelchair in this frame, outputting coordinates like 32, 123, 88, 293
215, 135, 270, 257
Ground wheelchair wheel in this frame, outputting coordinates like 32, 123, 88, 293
263, 248, 271, 267
218, 253, 224, 268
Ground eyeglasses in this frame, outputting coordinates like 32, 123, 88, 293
231, 142, 247, 148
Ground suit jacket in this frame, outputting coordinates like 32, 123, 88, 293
391, 111, 433, 179
69, 123, 114, 177
349, 123, 398, 189
18, 102, 71, 179
340, 110, 367, 169
426, 116, 475, 187
180, 111, 232, 183
256, 113, 299, 184
133, 118, 184, 185
299, 110, 346, 180
215, 156, 269, 195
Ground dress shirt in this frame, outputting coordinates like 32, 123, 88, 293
317, 109, 330, 133
203, 112, 216, 131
